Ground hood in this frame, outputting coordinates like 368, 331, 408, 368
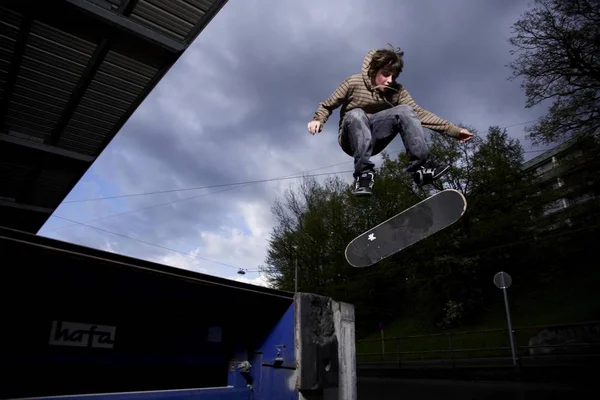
361, 49, 377, 91
361, 48, 401, 94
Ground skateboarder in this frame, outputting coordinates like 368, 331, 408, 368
307, 46, 473, 197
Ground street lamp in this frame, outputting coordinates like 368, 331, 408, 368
493, 271, 519, 367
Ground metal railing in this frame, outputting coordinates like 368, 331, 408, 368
356, 320, 600, 369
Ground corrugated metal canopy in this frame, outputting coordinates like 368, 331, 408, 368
0, 0, 229, 233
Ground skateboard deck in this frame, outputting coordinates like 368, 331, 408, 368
345, 189, 467, 268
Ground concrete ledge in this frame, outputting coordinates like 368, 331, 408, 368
295, 293, 356, 400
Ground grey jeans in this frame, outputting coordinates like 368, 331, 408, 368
340, 105, 429, 178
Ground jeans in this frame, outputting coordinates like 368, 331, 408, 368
340, 105, 430, 178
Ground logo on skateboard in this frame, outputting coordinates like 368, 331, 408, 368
368, 233, 376, 241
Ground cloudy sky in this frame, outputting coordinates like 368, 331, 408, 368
38, 0, 554, 288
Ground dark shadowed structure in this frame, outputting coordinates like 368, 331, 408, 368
0, 0, 229, 233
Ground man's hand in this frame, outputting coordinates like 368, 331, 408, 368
307, 120, 322, 135
458, 128, 473, 143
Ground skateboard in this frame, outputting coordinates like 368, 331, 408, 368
344, 189, 467, 268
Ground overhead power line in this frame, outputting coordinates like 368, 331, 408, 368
62, 140, 551, 205
45, 161, 360, 271
48, 161, 354, 233
44, 117, 554, 276
62, 146, 551, 204
61, 169, 353, 204
50, 214, 261, 273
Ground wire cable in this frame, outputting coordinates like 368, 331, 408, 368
49, 214, 260, 272
45, 162, 360, 271
48, 146, 553, 235
47, 165, 355, 233
58, 147, 551, 204
44, 119, 559, 277
59, 119, 549, 204
62, 169, 352, 204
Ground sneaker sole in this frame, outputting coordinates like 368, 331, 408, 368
353, 190, 372, 197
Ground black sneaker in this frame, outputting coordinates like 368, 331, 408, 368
412, 162, 450, 186
353, 171, 375, 197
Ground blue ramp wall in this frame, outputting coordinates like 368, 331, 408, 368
0, 227, 295, 399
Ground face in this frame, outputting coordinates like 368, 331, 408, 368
373, 68, 395, 90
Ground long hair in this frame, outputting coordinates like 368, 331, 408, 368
367, 44, 404, 79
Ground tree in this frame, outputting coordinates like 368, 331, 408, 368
419, 126, 559, 326
261, 124, 576, 333
261, 174, 356, 292
426, 124, 482, 197
508, 0, 600, 146
459, 127, 539, 283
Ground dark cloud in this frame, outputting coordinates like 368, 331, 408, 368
41, 0, 548, 283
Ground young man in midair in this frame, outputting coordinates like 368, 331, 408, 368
308, 46, 473, 197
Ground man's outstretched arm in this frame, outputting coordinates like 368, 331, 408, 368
398, 87, 463, 138
313, 78, 351, 125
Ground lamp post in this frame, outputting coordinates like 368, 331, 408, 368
493, 271, 519, 367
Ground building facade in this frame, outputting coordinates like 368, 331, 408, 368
521, 135, 599, 233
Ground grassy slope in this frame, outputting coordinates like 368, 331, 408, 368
356, 264, 600, 362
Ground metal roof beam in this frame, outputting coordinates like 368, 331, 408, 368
48, 0, 140, 145
0, 14, 32, 130
0, 199, 54, 233
0, 199, 53, 215
117, 0, 139, 15
48, 38, 111, 145
184, 0, 229, 45
65, 0, 185, 54
0, 134, 95, 164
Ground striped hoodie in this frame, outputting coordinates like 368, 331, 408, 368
312, 49, 463, 143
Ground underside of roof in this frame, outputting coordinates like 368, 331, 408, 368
0, 0, 228, 233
